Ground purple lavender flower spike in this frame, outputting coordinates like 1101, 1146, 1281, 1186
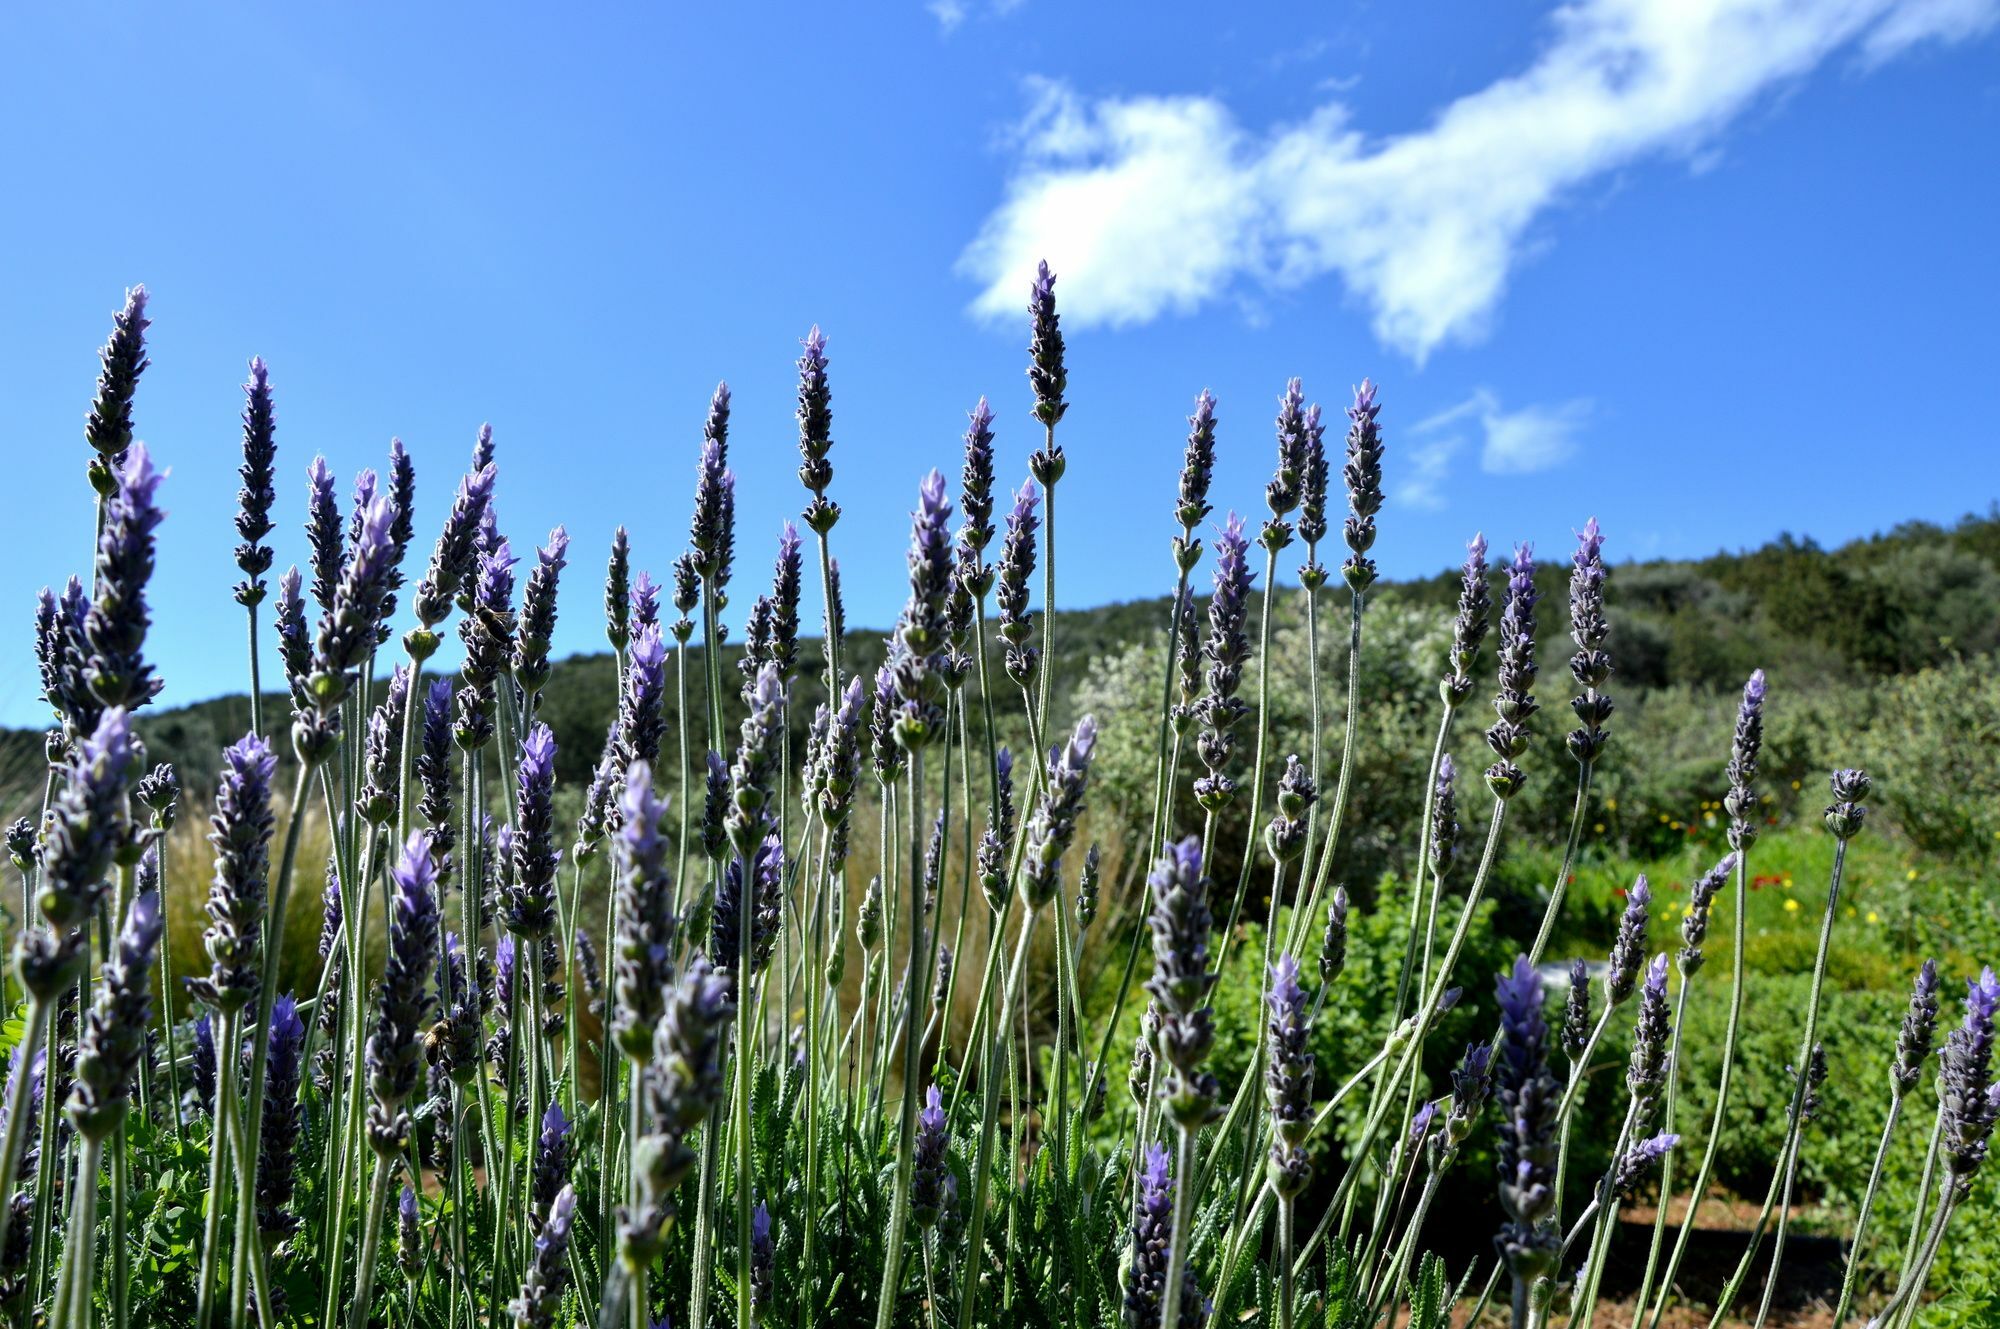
532, 1099, 575, 1229
1611, 1132, 1680, 1198
1566, 516, 1613, 763
1020, 715, 1098, 908
1678, 853, 1736, 974
85, 286, 149, 470
365, 831, 441, 1156
1193, 512, 1254, 812
67, 888, 163, 1139
1265, 952, 1314, 1196
1123, 1143, 1203, 1329
797, 326, 840, 533
452, 536, 518, 753
1941, 967, 2000, 1178
1297, 402, 1330, 565
995, 480, 1042, 686
1483, 541, 1540, 798
886, 470, 955, 746
513, 526, 571, 701
750, 1198, 775, 1309
512, 1184, 577, 1328
308, 492, 399, 716
185, 731, 277, 1013
1444, 532, 1491, 703
1826, 767, 1871, 841
1627, 953, 1672, 1119
1146, 835, 1218, 1125
1894, 959, 1942, 1098
1173, 390, 1219, 571
913, 1084, 950, 1227
691, 388, 734, 578
257, 993, 307, 1238
1026, 259, 1068, 435
1605, 875, 1653, 1006
83, 442, 168, 713
1429, 754, 1460, 881
412, 461, 498, 635
1337, 378, 1386, 591
233, 357, 278, 607
504, 722, 562, 938
957, 396, 998, 565
1495, 955, 1561, 1288
1266, 377, 1308, 526
612, 761, 675, 1062
193, 1014, 217, 1115
304, 455, 343, 617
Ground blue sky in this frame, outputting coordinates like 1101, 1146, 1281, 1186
1, 2, 1996, 726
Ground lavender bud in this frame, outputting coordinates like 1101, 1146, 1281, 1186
622, 957, 734, 1262
367, 832, 441, 1155
1566, 517, 1613, 763
511, 1185, 577, 1328
193, 1014, 217, 1116
1725, 670, 1767, 848
1193, 513, 1254, 812
751, 1199, 775, 1309
512, 527, 570, 701
1319, 887, 1350, 985
411, 462, 498, 635
797, 327, 839, 533
1076, 843, 1101, 932
1025, 259, 1068, 434
1941, 968, 2000, 1178
1429, 755, 1460, 881
1264, 754, 1317, 865
1444, 533, 1491, 704
1145, 836, 1218, 1125
700, 750, 729, 862
68, 889, 163, 1139
603, 526, 632, 652
995, 481, 1042, 686
1266, 377, 1308, 529
612, 763, 676, 1064
1495, 955, 1561, 1284
136, 761, 179, 830
83, 443, 167, 712
1020, 716, 1099, 909
1894, 959, 1941, 1097
931, 942, 954, 1014
1605, 876, 1653, 1006
689, 385, 734, 580
1627, 955, 1672, 1120
309, 491, 399, 712
4, 820, 33, 876
957, 397, 997, 563
1123, 1143, 1204, 1329
531, 1100, 574, 1229
771, 523, 802, 681
888, 471, 955, 744
710, 833, 784, 989
1562, 959, 1592, 1063
187, 732, 277, 1012
1341, 378, 1384, 591
978, 746, 1018, 912
257, 994, 306, 1239
233, 357, 278, 605
1446, 1043, 1494, 1148
304, 456, 344, 619
913, 1084, 950, 1227
1610, 1132, 1680, 1200
503, 723, 562, 938
273, 567, 311, 708
84, 287, 149, 468
1265, 953, 1314, 1196
356, 666, 410, 825
618, 623, 669, 771
856, 875, 883, 951
1297, 402, 1330, 561
1483, 543, 1539, 797
575, 732, 620, 859
1678, 853, 1736, 974
452, 539, 517, 752
726, 665, 787, 854
1825, 767, 1870, 840
1173, 390, 1218, 560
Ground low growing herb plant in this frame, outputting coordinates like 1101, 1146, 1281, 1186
0, 277, 1991, 1329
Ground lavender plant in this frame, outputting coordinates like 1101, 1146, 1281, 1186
2, 279, 1986, 1329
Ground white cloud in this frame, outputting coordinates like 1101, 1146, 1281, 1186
960, 0, 1997, 358
1402, 389, 1593, 502
928, 0, 1024, 34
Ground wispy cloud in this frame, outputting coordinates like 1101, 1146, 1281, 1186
1401, 389, 1593, 504
959, 0, 1997, 359
928, 0, 1023, 35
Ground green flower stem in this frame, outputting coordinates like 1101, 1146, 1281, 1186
957, 903, 1039, 1329
1156, 1118, 1201, 1329
228, 759, 312, 1326
1633, 974, 1700, 1318
52, 1133, 105, 1329
1752, 1115, 1811, 1329
1870, 1186, 1956, 1329
348, 1155, 394, 1329
1277, 1194, 1297, 1329
874, 747, 935, 1329
1291, 797, 1509, 1278
1898, 1110, 1946, 1290
1526, 759, 1596, 968
1646, 849, 1752, 1329
1287, 586, 1365, 959
196, 1007, 239, 1327
1707, 836, 1851, 1328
